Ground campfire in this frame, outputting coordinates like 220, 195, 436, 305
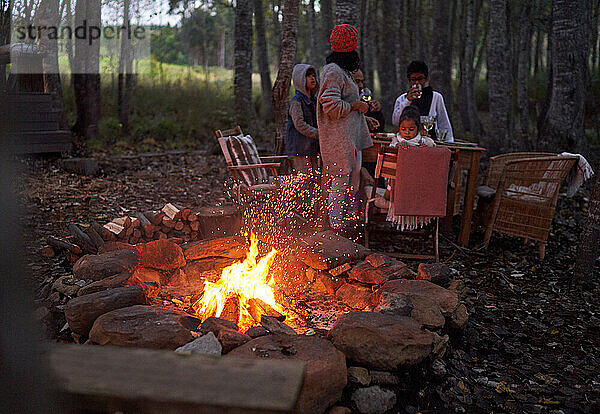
191, 232, 284, 330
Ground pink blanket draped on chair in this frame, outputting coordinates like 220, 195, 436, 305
387, 146, 451, 230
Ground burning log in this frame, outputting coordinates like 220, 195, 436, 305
248, 298, 285, 323
220, 295, 240, 326
68, 223, 97, 254
47, 236, 82, 255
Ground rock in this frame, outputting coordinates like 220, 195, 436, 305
335, 283, 378, 310
364, 253, 390, 268
270, 254, 311, 296
183, 257, 238, 283
245, 325, 269, 338
294, 230, 370, 270
328, 312, 434, 370
326, 407, 351, 414
449, 303, 469, 329
417, 263, 451, 287
228, 334, 347, 414
200, 316, 239, 335
60, 157, 99, 176
126, 275, 160, 299
98, 241, 138, 254
369, 371, 401, 386
131, 267, 162, 286
138, 239, 186, 270
382, 279, 459, 316
374, 291, 413, 316
305, 267, 318, 282
351, 386, 397, 414
89, 305, 201, 349
347, 262, 386, 284
73, 249, 139, 281
311, 273, 344, 294
347, 366, 371, 386
52, 275, 83, 297
33, 306, 51, 324
430, 358, 447, 379
78, 272, 132, 296
409, 296, 446, 330
65, 286, 146, 336
431, 333, 449, 358
183, 236, 248, 261
329, 263, 351, 277
260, 315, 297, 335
175, 332, 222, 355
217, 329, 252, 354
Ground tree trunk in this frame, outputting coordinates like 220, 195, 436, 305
320, 0, 334, 54
376, 0, 397, 127
254, 0, 273, 120
73, 0, 101, 139
38, 0, 67, 130
574, 162, 600, 282
308, 0, 320, 66
538, 0, 588, 154
459, 0, 481, 141
0, 0, 11, 92
234, 0, 255, 127
514, 1, 533, 150
335, 0, 360, 27
395, 0, 407, 89
430, 0, 453, 123
363, 0, 375, 85
591, 0, 598, 75
118, 0, 132, 134
271, 0, 281, 58
272, 0, 299, 155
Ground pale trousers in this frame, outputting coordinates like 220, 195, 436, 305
327, 150, 362, 230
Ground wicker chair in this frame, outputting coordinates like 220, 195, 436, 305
482, 155, 578, 260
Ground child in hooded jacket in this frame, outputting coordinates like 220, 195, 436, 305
285, 64, 320, 173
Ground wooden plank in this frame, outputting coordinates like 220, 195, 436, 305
12, 142, 72, 154
49, 344, 304, 414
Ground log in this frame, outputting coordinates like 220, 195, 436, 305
143, 225, 156, 239
190, 221, 200, 232
166, 237, 184, 245
162, 217, 176, 228
49, 344, 304, 414
182, 224, 192, 234
104, 222, 126, 238
112, 216, 132, 229
157, 232, 167, 239
220, 295, 240, 326
248, 298, 285, 324
83, 225, 105, 249
174, 221, 184, 231
68, 223, 97, 254
130, 218, 140, 229
47, 236, 82, 255
92, 221, 116, 241
197, 204, 242, 239
162, 203, 182, 221
187, 212, 198, 222
144, 211, 165, 226
134, 212, 153, 237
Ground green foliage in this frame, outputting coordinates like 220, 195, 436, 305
151, 25, 188, 65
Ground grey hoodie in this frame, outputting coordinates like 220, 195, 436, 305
288, 64, 319, 140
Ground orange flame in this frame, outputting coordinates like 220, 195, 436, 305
193, 232, 282, 330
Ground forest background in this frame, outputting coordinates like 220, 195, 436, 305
2, 0, 600, 159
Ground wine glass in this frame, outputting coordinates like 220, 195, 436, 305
420, 115, 435, 138
360, 87, 372, 103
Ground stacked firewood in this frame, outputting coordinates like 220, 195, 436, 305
42, 203, 207, 262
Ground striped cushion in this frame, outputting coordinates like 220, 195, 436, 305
226, 134, 269, 186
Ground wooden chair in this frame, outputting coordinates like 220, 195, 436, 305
364, 145, 454, 262
215, 126, 293, 198
481, 155, 578, 260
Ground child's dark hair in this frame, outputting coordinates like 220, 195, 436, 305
399, 105, 421, 129
407, 60, 428, 78
326, 50, 361, 72
306, 67, 317, 77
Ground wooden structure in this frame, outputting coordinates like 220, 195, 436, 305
364, 145, 453, 262
49, 344, 305, 413
480, 154, 578, 259
363, 137, 485, 247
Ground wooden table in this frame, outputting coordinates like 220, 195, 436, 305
361, 138, 485, 247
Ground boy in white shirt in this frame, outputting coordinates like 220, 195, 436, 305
391, 60, 454, 142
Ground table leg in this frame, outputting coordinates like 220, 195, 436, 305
458, 151, 481, 247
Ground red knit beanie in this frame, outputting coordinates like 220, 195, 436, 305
330, 24, 359, 52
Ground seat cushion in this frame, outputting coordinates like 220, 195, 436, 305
226, 135, 269, 186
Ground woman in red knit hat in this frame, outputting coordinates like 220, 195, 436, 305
317, 24, 373, 234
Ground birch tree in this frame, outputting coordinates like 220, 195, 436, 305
233, 0, 255, 126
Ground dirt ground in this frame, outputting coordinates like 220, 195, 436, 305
17, 150, 600, 413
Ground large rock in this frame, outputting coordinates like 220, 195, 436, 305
78, 272, 132, 296
65, 286, 146, 336
183, 257, 238, 283
417, 263, 451, 287
175, 332, 222, 355
228, 334, 347, 414
335, 283, 378, 310
217, 329, 251, 354
382, 279, 459, 316
374, 291, 413, 316
328, 312, 434, 370
200, 316, 239, 335
89, 305, 201, 349
98, 241, 138, 254
312, 273, 344, 294
184, 236, 248, 261
270, 254, 311, 296
138, 239, 186, 270
347, 261, 411, 285
73, 249, 139, 281
294, 231, 370, 270
351, 386, 397, 414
